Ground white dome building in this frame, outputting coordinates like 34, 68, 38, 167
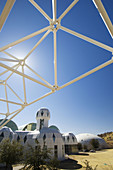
0, 108, 78, 160
0, 126, 14, 142
62, 133, 78, 154
76, 133, 108, 150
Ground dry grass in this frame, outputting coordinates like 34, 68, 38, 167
69, 149, 113, 169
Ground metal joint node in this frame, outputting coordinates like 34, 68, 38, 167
20, 60, 25, 66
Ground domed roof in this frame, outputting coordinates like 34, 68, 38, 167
0, 119, 18, 131
49, 125, 60, 132
0, 126, 14, 142
36, 108, 50, 119
76, 133, 108, 149
62, 132, 77, 144
76, 133, 103, 142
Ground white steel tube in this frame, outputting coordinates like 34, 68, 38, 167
0, 0, 16, 31
0, 63, 53, 90
29, 0, 52, 21
9, 108, 22, 115
0, 116, 8, 126
0, 113, 6, 115
60, 26, 113, 52
53, 30, 57, 87
0, 107, 24, 129
0, 58, 19, 62
5, 64, 20, 81
58, 0, 79, 21
93, 0, 113, 38
28, 91, 53, 106
2, 51, 19, 60
0, 63, 19, 76
22, 65, 27, 103
0, 98, 24, 106
0, 26, 51, 52
25, 63, 52, 87
58, 59, 113, 90
52, 0, 57, 22
4, 84, 9, 114
24, 30, 50, 60
6, 83, 24, 103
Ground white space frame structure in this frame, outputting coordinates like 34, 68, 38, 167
0, 0, 113, 128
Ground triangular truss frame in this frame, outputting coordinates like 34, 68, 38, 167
0, 0, 113, 128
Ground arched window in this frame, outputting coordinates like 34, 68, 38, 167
67, 136, 69, 142
72, 136, 75, 142
0, 132, 4, 142
24, 135, 27, 143
43, 134, 46, 141
53, 134, 55, 142
17, 135, 20, 142
9, 132, 13, 141
41, 111, 44, 116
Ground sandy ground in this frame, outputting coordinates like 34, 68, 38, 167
69, 149, 113, 170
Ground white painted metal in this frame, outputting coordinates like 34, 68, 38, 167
24, 30, 50, 60
0, 0, 113, 127
0, 26, 51, 52
6, 83, 24, 103
0, 63, 19, 76
0, 0, 16, 31
60, 26, 113, 52
2, 51, 19, 60
58, 0, 79, 21
0, 98, 25, 106
29, 0, 52, 22
53, 29, 57, 87
0, 63, 53, 90
4, 84, 9, 114
52, 0, 56, 22
92, 0, 113, 38
25, 63, 52, 87
27, 91, 53, 106
22, 66, 27, 104
0, 58, 19, 62
58, 59, 113, 90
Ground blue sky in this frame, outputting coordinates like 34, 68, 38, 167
0, 0, 113, 135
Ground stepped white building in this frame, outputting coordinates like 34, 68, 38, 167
0, 108, 78, 160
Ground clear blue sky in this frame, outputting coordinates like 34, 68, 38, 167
0, 0, 113, 135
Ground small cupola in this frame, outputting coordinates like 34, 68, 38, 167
36, 108, 50, 130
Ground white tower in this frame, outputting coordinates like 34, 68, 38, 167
36, 108, 50, 130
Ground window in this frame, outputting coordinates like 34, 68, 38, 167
54, 145, 58, 158
43, 134, 46, 141
0, 132, 4, 142
9, 132, 13, 141
63, 137, 65, 141
72, 136, 75, 142
67, 136, 69, 142
24, 135, 27, 143
41, 111, 44, 116
17, 135, 20, 142
53, 134, 55, 142
40, 119, 44, 130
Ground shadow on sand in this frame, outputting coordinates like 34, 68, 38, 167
58, 158, 82, 169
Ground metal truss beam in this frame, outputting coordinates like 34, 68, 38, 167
93, 0, 113, 38
60, 26, 113, 52
0, 62, 53, 90
58, 59, 113, 90
0, 26, 51, 52
0, 0, 16, 31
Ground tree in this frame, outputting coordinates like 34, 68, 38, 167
90, 139, 99, 150
23, 141, 59, 170
0, 138, 23, 170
